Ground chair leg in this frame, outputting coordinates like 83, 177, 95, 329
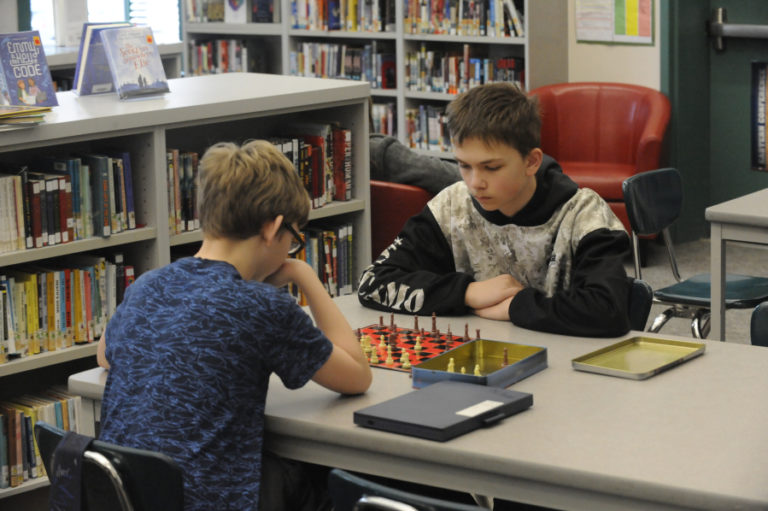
649, 309, 674, 333
692, 310, 711, 339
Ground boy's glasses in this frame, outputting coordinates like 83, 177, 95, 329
283, 223, 305, 256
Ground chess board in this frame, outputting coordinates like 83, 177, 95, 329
357, 315, 478, 372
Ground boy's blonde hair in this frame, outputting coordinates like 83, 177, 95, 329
197, 140, 310, 239
446, 82, 541, 156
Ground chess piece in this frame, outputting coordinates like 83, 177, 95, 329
370, 348, 379, 364
414, 336, 423, 355
402, 352, 412, 370
447, 357, 455, 372
414, 315, 419, 331
474, 364, 481, 376
460, 366, 466, 374
385, 344, 394, 365
502, 348, 509, 367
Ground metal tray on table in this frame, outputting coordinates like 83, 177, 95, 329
571, 336, 706, 380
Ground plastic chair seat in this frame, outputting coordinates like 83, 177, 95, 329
655, 273, 768, 308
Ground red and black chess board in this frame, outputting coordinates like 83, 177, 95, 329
357, 314, 479, 372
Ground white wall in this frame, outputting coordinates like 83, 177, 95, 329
567, 0, 661, 90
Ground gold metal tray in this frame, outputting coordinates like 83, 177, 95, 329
411, 339, 547, 388
572, 336, 705, 380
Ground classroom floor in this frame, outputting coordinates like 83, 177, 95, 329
626, 237, 768, 344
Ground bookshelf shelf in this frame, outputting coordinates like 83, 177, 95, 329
0, 73, 370, 498
185, 22, 283, 36
0, 344, 98, 378
0, 228, 158, 267
0, 476, 50, 498
180, 0, 566, 156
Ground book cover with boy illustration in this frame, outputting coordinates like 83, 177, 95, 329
0, 31, 58, 107
100, 26, 169, 100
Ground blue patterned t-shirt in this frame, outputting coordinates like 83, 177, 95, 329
99, 257, 333, 510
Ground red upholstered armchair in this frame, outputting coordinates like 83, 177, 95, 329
528, 82, 671, 233
370, 180, 434, 261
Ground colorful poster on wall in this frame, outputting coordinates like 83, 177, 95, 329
575, 0, 654, 45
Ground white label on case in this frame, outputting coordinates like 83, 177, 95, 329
455, 400, 503, 417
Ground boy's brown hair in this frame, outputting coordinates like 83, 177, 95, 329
446, 82, 541, 156
197, 139, 310, 239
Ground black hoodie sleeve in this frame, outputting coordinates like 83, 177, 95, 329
357, 206, 475, 315
508, 228, 632, 337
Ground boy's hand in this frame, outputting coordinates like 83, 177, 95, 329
472, 297, 514, 320
465, 274, 523, 310
263, 258, 316, 289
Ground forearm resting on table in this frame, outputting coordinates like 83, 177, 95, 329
298, 267, 372, 394
97, 334, 110, 369
465, 274, 523, 311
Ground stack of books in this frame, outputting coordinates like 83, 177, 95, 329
0, 105, 50, 131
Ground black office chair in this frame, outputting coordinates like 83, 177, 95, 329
751, 301, 768, 347
35, 422, 184, 511
629, 278, 654, 331
622, 168, 768, 338
328, 468, 490, 511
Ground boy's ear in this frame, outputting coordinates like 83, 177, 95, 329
525, 148, 543, 176
261, 215, 284, 245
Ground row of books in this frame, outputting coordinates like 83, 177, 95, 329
406, 103, 451, 152
405, 45, 524, 94
289, 42, 395, 89
165, 124, 352, 236
372, 101, 396, 136
291, 0, 396, 32
289, 222, 355, 303
167, 150, 200, 236
405, 0, 525, 37
0, 152, 138, 255
187, 38, 269, 76
0, 253, 132, 361
186, 0, 281, 23
272, 121, 353, 208
0, 388, 83, 488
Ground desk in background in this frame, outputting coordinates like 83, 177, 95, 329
69, 295, 768, 511
706, 188, 768, 341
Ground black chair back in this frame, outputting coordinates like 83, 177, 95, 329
622, 167, 683, 236
629, 279, 653, 331
328, 469, 489, 511
35, 422, 184, 511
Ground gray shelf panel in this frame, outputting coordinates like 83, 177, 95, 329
0, 74, 370, 152
185, 22, 283, 36
0, 228, 157, 267
0, 343, 98, 378
403, 33, 526, 45
0, 477, 50, 498
289, 29, 397, 40
168, 199, 366, 248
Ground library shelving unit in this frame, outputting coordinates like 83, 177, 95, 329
44, 42, 185, 91
0, 72, 371, 499
181, 0, 566, 158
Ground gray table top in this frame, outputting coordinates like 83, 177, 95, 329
69, 295, 768, 510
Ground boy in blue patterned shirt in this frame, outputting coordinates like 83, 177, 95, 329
97, 140, 372, 510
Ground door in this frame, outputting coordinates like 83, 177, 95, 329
663, 0, 768, 240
